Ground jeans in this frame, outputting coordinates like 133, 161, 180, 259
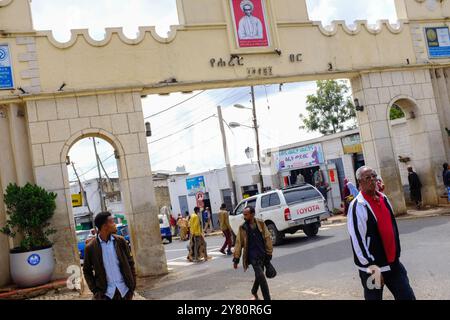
250, 258, 271, 301
220, 229, 232, 253
358, 261, 416, 300
93, 289, 134, 300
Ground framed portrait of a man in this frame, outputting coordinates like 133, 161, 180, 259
229, 0, 271, 48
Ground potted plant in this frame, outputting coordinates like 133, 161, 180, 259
0, 183, 57, 288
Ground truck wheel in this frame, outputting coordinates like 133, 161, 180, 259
267, 223, 284, 246
303, 223, 320, 238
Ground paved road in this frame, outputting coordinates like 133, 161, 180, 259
141, 216, 450, 300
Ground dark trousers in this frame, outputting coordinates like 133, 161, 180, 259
359, 261, 416, 300
94, 289, 134, 300
250, 259, 271, 300
220, 229, 232, 253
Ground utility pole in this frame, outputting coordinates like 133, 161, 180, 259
92, 137, 107, 212
217, 105, 238, 208
251, 85, 265, 192
71, 162, 94, 226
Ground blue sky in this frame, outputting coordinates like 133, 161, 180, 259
29, 0, 398, 180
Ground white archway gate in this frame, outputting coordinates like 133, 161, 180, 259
1, 0, 450, 284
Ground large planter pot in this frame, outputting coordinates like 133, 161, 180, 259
10, 246, 55, 288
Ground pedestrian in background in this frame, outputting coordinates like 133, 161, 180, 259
169, 214, 177, 237
218, 203, 233, 255
177, 214, 189, 241
443, 163, 450, 200
348, 166, 415, 300
407, 166, 422, 210
188, 207, 210, 262
203, 207, 212, 234
233, 206, 273, 301
375, 173, 385, 193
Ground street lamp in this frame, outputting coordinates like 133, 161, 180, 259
228, 121, 254, 129
234, 104, 252, 110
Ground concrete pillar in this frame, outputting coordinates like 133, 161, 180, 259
0, 177, 10, 287
8, 104, 34, 185
351, 69, 447, 212
350, 75, 407, 215
0, 104, 16, 285
25, 92, 168, 280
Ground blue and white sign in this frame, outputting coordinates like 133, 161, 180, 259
425, 27, 450, 58
0, 45, 14, 89
27, 253, 41, 266
186, 176, 206, 197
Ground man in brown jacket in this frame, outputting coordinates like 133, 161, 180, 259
83, 212, 136, 300
233, 206, 273, 300
218, 203, 233, 255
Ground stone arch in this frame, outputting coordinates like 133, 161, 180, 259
59, 128, 157, 277
387, 95, 441, 206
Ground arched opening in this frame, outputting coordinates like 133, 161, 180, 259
65, 135, 130, 265
387, 96, 438, 207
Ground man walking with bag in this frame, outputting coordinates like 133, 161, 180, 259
348, 166, 415, 300
233, 206, 274, 300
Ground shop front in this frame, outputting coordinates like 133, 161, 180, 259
274, 144, 326, 188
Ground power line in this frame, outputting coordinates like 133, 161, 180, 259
144, 90, 206, 119
151, 134, 221, 167
145, 88, 249, 133
75, 153, 115, 179
148, 114, 216, 144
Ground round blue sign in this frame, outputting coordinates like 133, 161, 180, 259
27, 254, 41, 266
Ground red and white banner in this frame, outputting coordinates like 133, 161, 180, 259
230, 0, 270, 48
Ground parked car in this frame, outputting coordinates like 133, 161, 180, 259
116, 224, 130, 244
229, 184, 331, 246
76, 230, 92, 260
159, 214, 172, 243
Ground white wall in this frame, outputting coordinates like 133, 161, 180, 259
390, 119, 412, 187
168, 164, 263, 215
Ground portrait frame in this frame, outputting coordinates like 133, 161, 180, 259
224, 0, 280, 54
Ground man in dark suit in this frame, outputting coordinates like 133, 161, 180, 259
83, 212, 136, 300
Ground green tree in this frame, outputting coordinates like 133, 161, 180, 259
389, 104, 405, 121
300, 80, 356, 135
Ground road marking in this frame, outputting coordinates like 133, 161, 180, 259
167, 256, 219, 267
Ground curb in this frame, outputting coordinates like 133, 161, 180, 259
0, 279, 70, 300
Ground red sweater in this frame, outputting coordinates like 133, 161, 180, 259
362, 192, 396, 264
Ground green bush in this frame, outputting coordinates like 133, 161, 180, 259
0, 183, 57, 252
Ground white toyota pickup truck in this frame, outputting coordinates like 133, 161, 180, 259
229, 184, 331, 246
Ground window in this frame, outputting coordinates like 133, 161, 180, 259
269, 193, 281, 206
261, 195, 271, 208
232, 202, 246, 216
261, 193, 281, 208
283, 187, 321, 205
246, 199, 257, 210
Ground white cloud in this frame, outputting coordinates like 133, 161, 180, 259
30, 0, 179, 41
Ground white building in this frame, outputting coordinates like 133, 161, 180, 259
70, 178, 125, 230
168, 163, 272, 223
263, 129, 365, 212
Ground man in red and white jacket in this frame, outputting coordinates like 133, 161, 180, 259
347, 166, 415, 300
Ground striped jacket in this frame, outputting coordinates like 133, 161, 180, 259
347, 192, 401, 273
